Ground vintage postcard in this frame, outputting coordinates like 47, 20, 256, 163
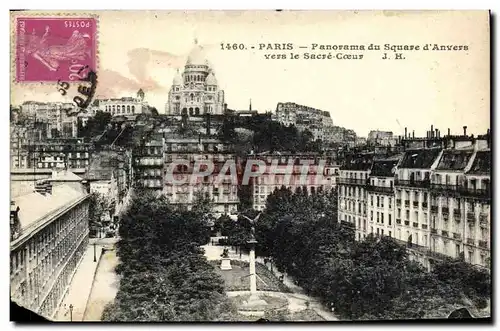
9, 10, 491, 322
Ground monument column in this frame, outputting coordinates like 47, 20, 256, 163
248, 237, 258, 294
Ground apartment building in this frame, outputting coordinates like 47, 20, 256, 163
249, 153, 337, 211
366, 155, 401, 241
430, 140, 491, 269
133, 138, 164, 193
10, 181, 90, 319
163, 135, 239, 214
25, 138, 92, 170
338, 153, 373, 231
395, 148, 442, 269
347, 128, 491, 270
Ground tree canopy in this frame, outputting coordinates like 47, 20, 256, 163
249, 187, 491, 320
102, 190, 238, 321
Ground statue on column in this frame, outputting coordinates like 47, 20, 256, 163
240, 212, 261, 242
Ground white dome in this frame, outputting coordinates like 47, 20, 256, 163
206, 71, 217, 85
172, 69, 182, 85
186, 42, 208, 66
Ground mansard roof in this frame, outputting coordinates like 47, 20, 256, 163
399, 148, 442, 169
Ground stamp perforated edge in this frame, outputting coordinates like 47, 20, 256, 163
10, 11, 100, 86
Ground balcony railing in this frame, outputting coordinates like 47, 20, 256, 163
442, 207, 449, 214
478, 240, 488, 249
404, 200, 410, 208
431, 205, 438, 213
366, 185, 394, 194
441, 230, 449, 237
430, 184, 491, 200
338, 178, 369, 186
467, 212, 475, 222
453, 208, 461, 217
413, 222, 419, 228
393, 238, 430, 254
458, 186, 491, 200
413, 201, 419, 208
404, 220, 410, 226
431, 228, 438, 234
430, 183, 460, 194
466, 238, 475, 245
395, 179, 430, 188
453, 233, 462, 240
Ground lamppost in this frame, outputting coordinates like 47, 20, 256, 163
93, 241, 97, 262
69, 304, 74, 322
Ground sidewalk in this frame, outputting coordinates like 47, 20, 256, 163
83, 248, 120, 321
54, 244, 103, 322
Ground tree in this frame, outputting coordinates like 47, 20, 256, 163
252, 187, 490, 320
78, 111, 112, 138
103, 190, 239, 321
88, 192, 107, 238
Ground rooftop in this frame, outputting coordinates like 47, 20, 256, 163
399, 149, 442, 169
370, 157, 401, 177
340, 154, 373, 171
467, 150, 491, 175
12, 185, 87, 239
50, 170, 84, 182
436, 149, 474, 171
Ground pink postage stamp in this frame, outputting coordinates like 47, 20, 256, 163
15, 17, 97, 82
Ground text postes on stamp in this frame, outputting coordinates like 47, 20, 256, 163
16, 17, 97, 83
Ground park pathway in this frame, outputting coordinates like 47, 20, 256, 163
203, 242, 339, 321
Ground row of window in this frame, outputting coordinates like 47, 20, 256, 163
11, 204, 88, 312
104, 104, 136, 113
340, 186, 367, 199
341, 171, 369, 180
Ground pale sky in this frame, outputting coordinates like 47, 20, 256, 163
11, 10, 490, 137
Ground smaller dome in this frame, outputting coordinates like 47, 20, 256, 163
172, 69, 182, 85
206, 71, 217, 85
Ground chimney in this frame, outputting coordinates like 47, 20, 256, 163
448, 128, 451, 136
404, 127, 407, 138
412, 130, 415, 138
463, 126, 467, 136
430, 125, 434, 138
34, 180, 52, 195
437, 129, 440, 138
435, 129, 438, 138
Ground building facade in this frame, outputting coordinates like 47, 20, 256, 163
249, 153, 337, 211
344, 129, 491, 270
274, 102, 333, 129
338, 154, 373, 235
133, 138, 164, 192
10, 183, 90, 319
163, 136, 238, 214
25, 138, 93, 170
366, 156, 400, 241
166, 41, 225, 116
97, 93, 148, 118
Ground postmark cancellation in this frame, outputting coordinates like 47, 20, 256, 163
13, 13, 98, 84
